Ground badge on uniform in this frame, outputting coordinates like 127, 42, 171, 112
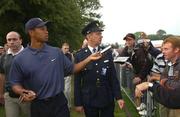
104, 60, 109, 63
101, 68, 107, 76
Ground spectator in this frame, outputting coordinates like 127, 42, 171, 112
8, 18, 102, 117
131, 32, 154, 115
0, 46, 5, 55
0, 31, 30, 117
4, 43, 9, 52
148, 53, 169, 117
119, 33, 135, 99
61, 42, 73, 109
135, 36, 180, 111
120, 33, 136, 57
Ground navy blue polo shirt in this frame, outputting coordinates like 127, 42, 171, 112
9, 44, 73, 99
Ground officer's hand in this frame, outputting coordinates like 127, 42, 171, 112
19, 90, 36, 102
117, 99, 125, 109
89, 52, 102, 61
75, 106, 84, 113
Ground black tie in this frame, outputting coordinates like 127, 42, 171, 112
93, 48, 96, 53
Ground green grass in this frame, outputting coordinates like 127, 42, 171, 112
69, 91, 139, 117
0, 92, 139, 117
0, 105, 5, 117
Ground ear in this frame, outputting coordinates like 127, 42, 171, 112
174, 47, 180, 53
86, 33, 91, 40
19, 38, 23, 44
28, 29, 34, 36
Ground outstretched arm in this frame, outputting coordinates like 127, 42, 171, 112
73, 52, 102, 73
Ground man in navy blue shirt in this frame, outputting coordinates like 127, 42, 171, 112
8, 18, 102, 117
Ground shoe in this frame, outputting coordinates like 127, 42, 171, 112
139, 110, 147, 116
136, 103, 146, 111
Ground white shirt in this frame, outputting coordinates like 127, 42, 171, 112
88, 45, 98, 53
7, 46, 24, 56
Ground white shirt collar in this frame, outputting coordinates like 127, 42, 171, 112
88, 45, 98, 53
7, 46, 24, 56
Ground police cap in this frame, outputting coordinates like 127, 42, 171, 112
82, 21, 104, 36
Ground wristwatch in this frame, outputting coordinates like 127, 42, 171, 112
148, 82, 153, 87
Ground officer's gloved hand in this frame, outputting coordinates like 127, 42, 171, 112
117, 99, 125, 109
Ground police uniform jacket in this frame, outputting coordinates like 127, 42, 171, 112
74, 46, 122, 107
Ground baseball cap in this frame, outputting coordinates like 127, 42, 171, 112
25, 18, 49, 32
123, 33, 136, 40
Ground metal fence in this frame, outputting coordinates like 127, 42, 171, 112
115, 63, 158, 117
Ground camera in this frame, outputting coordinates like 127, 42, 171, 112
135, 39, 150, 49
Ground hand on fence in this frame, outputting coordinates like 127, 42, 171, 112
135, 82, 149, 97
133, 77, 141, 85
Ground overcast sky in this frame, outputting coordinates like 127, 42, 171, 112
99, 0, 180, 44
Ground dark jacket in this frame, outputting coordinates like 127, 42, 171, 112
0, 53, 19, 97
148, 41, 161, 58
74, 46, 122, 107
150, 57, 180, 109
131, 45, 153, 81
64, 52, 72, 62
160, 58, 180, 89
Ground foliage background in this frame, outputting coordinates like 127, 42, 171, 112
0, 0, 101, 50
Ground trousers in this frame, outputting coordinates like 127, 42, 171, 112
4, 92, 31, 117
31, 92, 69, 117
64, 76, 72, 108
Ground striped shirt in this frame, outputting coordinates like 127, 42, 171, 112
151, 53, 166, 74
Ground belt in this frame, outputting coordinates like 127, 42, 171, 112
35, 92, 63, 102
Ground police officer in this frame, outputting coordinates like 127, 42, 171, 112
74, 21, 124, 117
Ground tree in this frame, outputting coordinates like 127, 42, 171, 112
0, 0, 101, 49
156, 29, 166, 40
156, 29, 166, 36
134, 31, 144, 39
76, 0, 102, 21
148, 34, 161, 40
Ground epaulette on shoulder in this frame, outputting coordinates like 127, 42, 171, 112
75, 47, 87, 54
